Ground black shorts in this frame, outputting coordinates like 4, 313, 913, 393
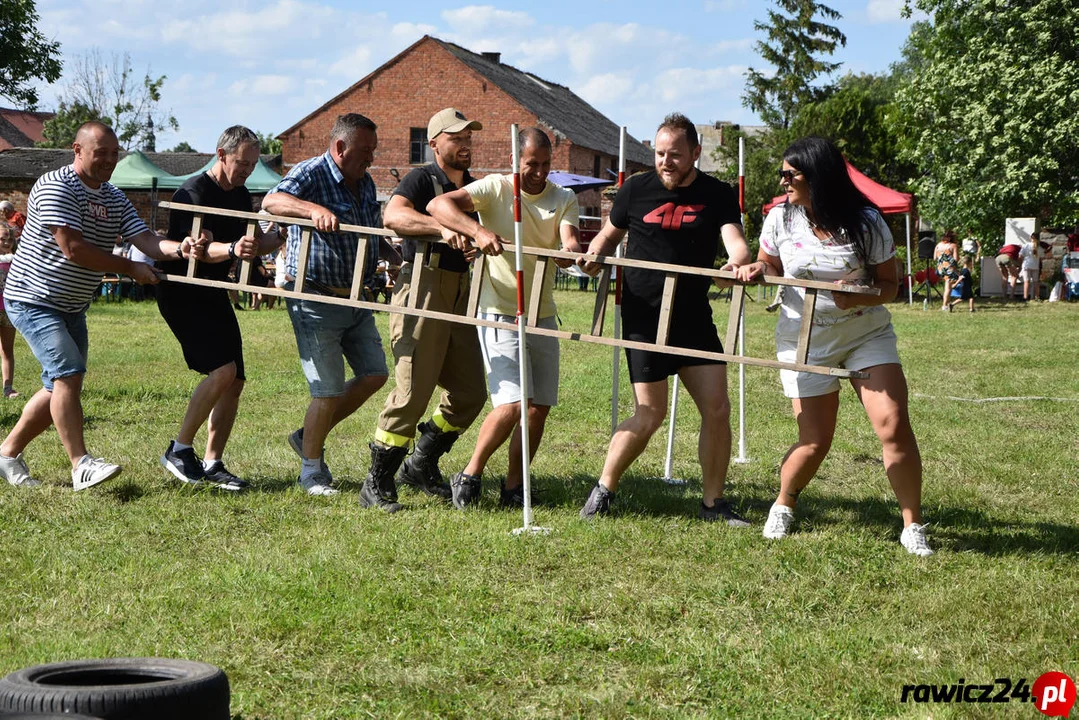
621, 293, 724, 384
157, 283, 245, 379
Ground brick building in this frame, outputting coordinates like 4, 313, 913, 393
278, 35, 653, 218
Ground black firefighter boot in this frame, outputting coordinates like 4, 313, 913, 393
396, 421, 457, 499
360, 443, 406, 513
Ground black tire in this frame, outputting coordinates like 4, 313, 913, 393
0, 658, 229, 720
0, 714, 103, 719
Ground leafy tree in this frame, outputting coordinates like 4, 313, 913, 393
790, 72, 915, 192
38, 101, 102, 148
724, 0, 849, 238
0, 0, 63, 110
711, 126, 781, 241
744, 0, 847, 132
894, 0, 1079, 246
257, 132, 282, 155
168, 141, 197, 153
38, 49, 178, 150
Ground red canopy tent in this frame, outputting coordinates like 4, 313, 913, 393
762, 162, 917, 304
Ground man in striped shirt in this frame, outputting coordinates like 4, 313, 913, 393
263, 113, 401, 506
0, 121, 202, 491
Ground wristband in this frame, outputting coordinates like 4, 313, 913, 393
228, 241, 239, 260
175, 243, 184, 259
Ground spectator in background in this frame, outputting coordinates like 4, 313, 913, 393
0, 224, 19, 398
1067, 224, 1079, 253
934, 230, 960, 311
995, 239, 1022, 300
0, 201, 26, 238
948, 255, 975, 313
960, 231, 980, 263
1018, 231, 1046, 301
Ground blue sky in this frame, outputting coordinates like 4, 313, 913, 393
31, 0, 919, 153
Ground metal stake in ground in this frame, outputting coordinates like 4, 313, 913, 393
509, 124, 549, 536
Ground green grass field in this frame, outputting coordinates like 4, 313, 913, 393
0, 291, 1076, 719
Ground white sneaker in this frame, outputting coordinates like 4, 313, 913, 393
0, 453, 40, 487
72, 455, 122, 491
298, 469, 338, 496
762, 503, 795, 539
900, 522, 934, 557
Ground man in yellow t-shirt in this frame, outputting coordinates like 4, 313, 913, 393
428, 127, 581, 509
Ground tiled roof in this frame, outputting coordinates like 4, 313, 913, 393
0, 148, 282, 181
435, 39, 653, 166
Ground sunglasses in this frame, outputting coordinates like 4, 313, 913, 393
778, 169, 802, 183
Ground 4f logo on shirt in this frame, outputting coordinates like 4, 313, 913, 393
87, 201, 109, 220
643, 203, 704, 230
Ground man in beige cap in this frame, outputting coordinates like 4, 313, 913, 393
359, 108, 491, 511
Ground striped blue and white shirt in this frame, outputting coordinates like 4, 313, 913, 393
268, 152, 381, 289
4, 165, 148, 313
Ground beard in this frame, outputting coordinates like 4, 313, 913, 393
658, 166, 691, 190
441, 154, 471, 172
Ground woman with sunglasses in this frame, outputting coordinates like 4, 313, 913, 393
735, 136, 932, 557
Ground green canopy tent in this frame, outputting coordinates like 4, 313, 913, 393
108, 150, 179, 228
161, 157, 283, 192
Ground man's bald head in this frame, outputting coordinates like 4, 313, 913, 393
74, 121, 117, 146
72, 121, 120, 188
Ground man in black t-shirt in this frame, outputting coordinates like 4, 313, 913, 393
576, 113, 755, 525
361, 108, 490, 505
159, 125, 285, 490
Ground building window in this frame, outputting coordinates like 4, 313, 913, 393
593, 154, 602, 179
410, 128, 431, 164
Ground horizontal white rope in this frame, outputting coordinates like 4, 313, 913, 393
912, 393, 1079, 403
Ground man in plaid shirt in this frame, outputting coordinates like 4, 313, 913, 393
263, 113, 402, 507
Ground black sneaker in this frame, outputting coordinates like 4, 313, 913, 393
204, 461, 250, 492
450, 472, 482, 509
161, 441, 206, 485
699, 498, 751, 527
579, 483, 614, 519
359, 477, 403, 513
499, 480, 533, 508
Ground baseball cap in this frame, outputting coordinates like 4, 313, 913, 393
428, 108, 482, 139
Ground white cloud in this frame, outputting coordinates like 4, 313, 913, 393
866, 0, 906, 23
329, 47, 374, 77
441, 6, 533, 33
577, 73, 635, 106
653, 65, 746, 102
228, 75, 296, 97
704, 0, 747, 11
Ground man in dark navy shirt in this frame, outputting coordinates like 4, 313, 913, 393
576, 113, 755, 525
160, 125, 285, 490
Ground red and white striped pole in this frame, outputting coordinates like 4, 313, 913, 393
734, 135, 750, 464
510, 124, 542, 534
610, 126, 627, 433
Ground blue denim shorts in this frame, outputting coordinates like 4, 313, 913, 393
5, 299, 88, 391
285, 295, 387, 398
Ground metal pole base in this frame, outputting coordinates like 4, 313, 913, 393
511, 525, 552, 536
657, 476, 688, 486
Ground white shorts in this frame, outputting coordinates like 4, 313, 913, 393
477, 313, 559, 407
1020, 267, 1038, 284
776, 309, 901, 398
